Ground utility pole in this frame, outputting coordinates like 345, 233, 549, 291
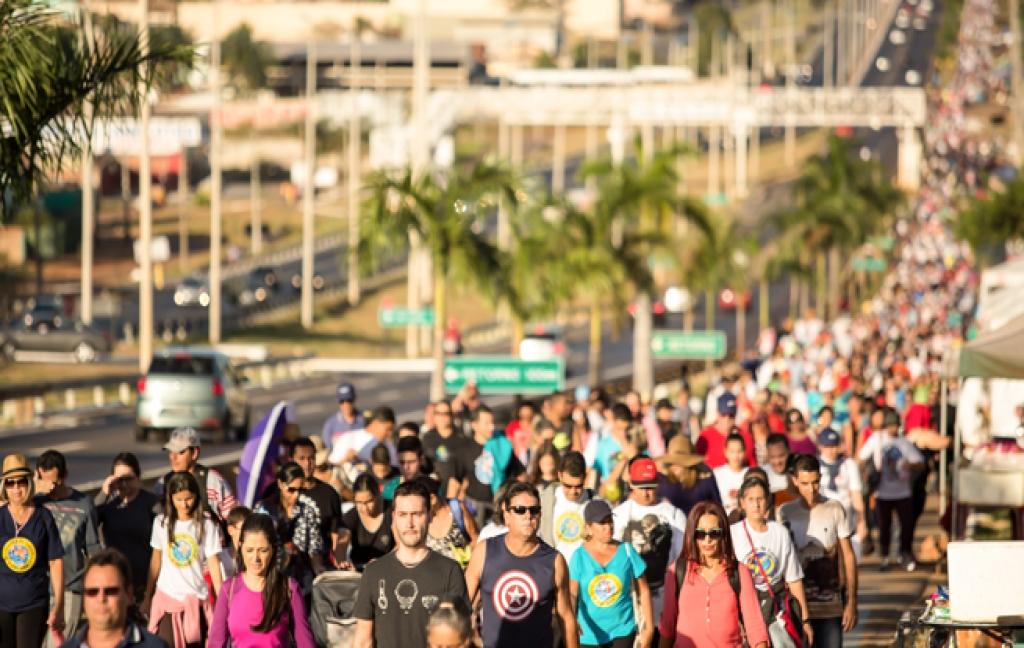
80, 9, 95, 325
250, 133, 262, 255
347, 31, 362, 305
138, 0, 153, 373
409, 0, 429, 362
178, 147, 189, 272
209, 2, 223, 344
301, 39, 317, 329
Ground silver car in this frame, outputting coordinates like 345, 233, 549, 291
135, 347, 250, 444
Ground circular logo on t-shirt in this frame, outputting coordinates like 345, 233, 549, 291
168, 533, 199, 568
3, 537, 36, 573
743, 549, 780, 588
555, 511, 584, 544
436, 444, 450, 463
493, 570, 539, 621
474, 450, 495, 485
587, 573, 623, 608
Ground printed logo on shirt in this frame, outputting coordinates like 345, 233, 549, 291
436, 444, 451, 463
168, 532, 199, 568
2, 537, 36, 573
474, 450, 495, 485
554, 511, 584, 544
742, 549, 781, 589
587, 573, 623, 608
623, 515, 673, 589
493, 569, 539, 621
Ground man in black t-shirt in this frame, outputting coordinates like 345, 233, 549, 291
452, 405, 517, 529
289, 437, 342, 560
353, 480, 467, 648
421, 400, 465, 487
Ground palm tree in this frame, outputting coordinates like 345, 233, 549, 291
954, 173, 1024, 267
360, 157, 518, 399
581, 145, 712, 395
773, 135, 902, 320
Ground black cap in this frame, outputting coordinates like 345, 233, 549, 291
583, 499, 613, 524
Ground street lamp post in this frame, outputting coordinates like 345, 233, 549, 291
301, 39, 317, 329
80, 9, 95, 326
138, 0, 153, 373
209, 2, 223, 344
347, 31, 361, 305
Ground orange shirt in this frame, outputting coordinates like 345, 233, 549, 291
659, 561, 769, 648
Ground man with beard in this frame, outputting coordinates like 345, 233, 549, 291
353, 480, 467, 648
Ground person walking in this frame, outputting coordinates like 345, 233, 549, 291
321, 382, 365, 450
34, 450, 101, 647
816, 429, 868, 559
154, 429, 237, 524
353, 480, 467, 648
857, 407, 924, 571
779, 455, 859, 648
208, 514, 315, 648
0, 454, 65, 648
712, 435, 749, 515
659, 501, 768, 648
254, 463, 324, 593
95, 453, 160, 605
730, 476, 811, 646
538, 451, 592, 560
655, 437, 720, 516
144, 472, 223, 648
465, 482, 579, 648
570, 499, 653, 648
61, 548, 168, 648
339, 474, 394, 571
424, 597, 473, 648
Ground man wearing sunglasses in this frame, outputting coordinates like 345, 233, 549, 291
63, 548, 168, 648
612, 457, 687, 628
465, 482, 579, 648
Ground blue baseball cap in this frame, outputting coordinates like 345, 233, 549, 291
818, 428, 841, 447
718, 393, 738, 416
337, 382, 356, 402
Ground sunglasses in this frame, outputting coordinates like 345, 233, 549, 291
508, 505, 541, 517
84, 586, 121, 598
4, 478, 28, 489
694, 528, 724, 541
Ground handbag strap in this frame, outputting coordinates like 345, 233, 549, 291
741, 520, 778, 604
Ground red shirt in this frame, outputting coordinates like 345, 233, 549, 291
696, 425, 757, 469
659, 561, 769, 648
904, 403, 933, 432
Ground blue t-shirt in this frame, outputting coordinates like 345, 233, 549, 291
569, 542, 646, 644
593, 434, 623, 482
0, 505, 65, 612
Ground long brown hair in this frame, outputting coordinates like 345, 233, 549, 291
164, 471, 205, 547
681, 501, 737, 570
238, 514, 290, 634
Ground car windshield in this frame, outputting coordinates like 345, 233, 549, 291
525, 333, 557, 341
180, 278, 200, 288
148, 356, 215, 375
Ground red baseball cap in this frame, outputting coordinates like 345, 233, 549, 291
628, 457, 659, 487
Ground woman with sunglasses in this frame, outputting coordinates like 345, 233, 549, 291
659, 501, 767, 648
255, 463, 324, 595
730, 476, 812, 646
95, 453, 160, 605
0, 453, 65, 648
208, 514, 315, 648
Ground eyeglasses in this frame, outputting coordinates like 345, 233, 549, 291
694, 528, 724, 541
4, 478, 28, 489
508, 505, 541, 517
84, 586, 121, 598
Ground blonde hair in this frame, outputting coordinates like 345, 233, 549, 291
0, 474, 34, 503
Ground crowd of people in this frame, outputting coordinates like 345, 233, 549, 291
0, 0, 1009, 645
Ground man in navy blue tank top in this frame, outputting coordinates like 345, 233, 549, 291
465, 482, 579, 648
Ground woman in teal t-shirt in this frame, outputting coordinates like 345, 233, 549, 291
569, 499, 654, 648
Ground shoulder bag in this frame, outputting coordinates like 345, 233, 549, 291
741, 521, 805, 648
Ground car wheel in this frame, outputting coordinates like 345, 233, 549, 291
134, 426, 148, 442
73, 342, 97, 363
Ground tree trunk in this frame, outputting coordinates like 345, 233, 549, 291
828, 246, 842, 317
633, 290, 654, 396
429, 268, 446, 401
789, 274, 799, 320
759, 277, 769, 330
684, 304, 695, 332
736, 294, 746, 360
510, 317, 524, 356
705, 288, 716, 331
815, 251, 827, 319
588, 299, 603, 386
33, 205, 43, 296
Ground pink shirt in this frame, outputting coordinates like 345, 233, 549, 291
659, 561, 769, 648
208, 576, 316, 648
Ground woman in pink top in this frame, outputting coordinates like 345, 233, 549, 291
208, 514, 315, 648
658, 501, 768, 648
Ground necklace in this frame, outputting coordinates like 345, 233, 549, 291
8, 506, 31, 536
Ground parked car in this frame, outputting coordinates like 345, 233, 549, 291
173, 277, 211, 307
2, 318, 111, 362
718, 288, 752, 310
135, 347, 250, 444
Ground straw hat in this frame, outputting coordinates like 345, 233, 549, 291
1, 454, 32, 480
656, 436, 704, 469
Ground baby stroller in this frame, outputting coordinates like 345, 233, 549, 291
310, 571, 362, 647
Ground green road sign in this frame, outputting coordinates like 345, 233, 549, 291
443, 356, 565, 394
852, 257, 886, 273
651, 330, 727, 360
378, 307, 435, 328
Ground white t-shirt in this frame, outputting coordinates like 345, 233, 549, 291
858, 432, 924, 501
150, 516, 223, 601
729, 519, 804, 591
327, 430, 375, 464
819, 456, 863, 512
713, 465, 748, 513
550, 487, 587, 560
778, 498, 851, 618
612, 499, 687, 581
765, 466, 791, 494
